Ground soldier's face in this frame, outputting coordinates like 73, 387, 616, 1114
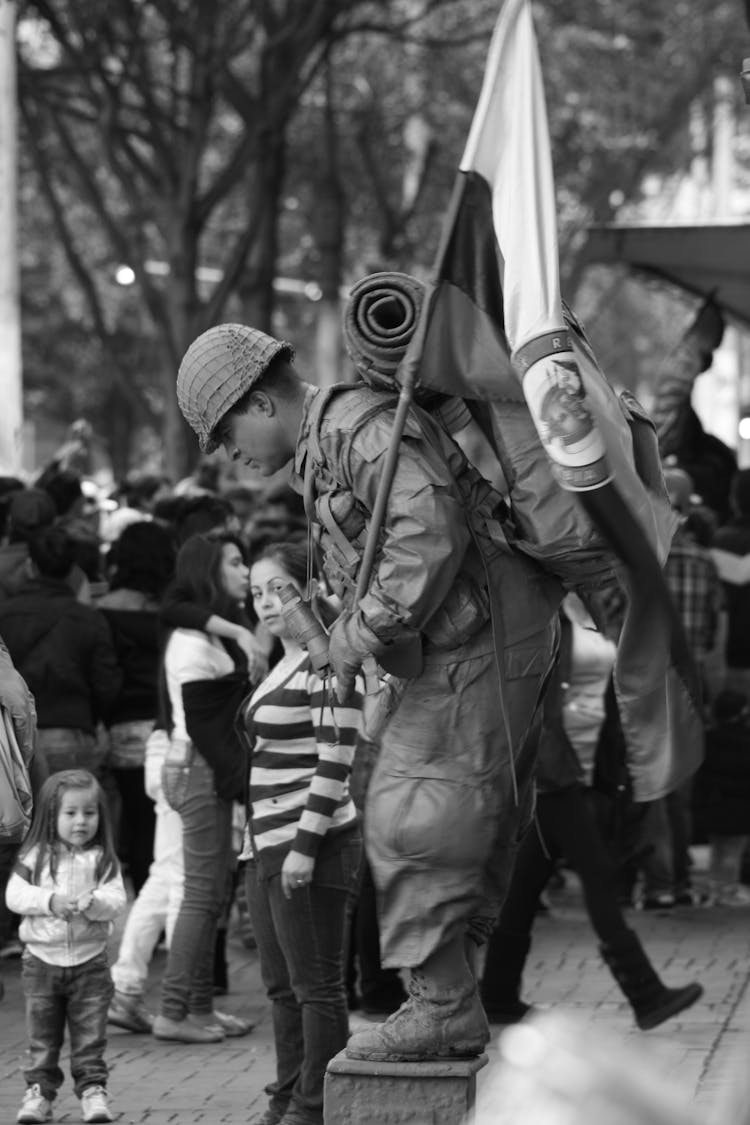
222, 405, 294, 477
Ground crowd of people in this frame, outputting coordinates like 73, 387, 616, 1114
1, 321, 750, 1125
0, 456, 377, 1125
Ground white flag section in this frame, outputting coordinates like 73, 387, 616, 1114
460, 0, 560, 351
461, 0, 610, 492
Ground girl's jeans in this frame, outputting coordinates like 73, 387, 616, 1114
22, 949, 113, 1100
111, 796, 184, 996
160, 753, 232, 1020
246, 829, 362, 1123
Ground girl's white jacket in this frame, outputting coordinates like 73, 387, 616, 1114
6, 844, 127, 966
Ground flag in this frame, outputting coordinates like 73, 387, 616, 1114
400, 0, 703, 800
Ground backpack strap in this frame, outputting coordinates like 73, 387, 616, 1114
302, 384, 398, 524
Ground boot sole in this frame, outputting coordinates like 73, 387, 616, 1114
345, 1040, 487, 1062
636, 983, 704, 1030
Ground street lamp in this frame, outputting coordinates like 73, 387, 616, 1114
114, 264, 136, 286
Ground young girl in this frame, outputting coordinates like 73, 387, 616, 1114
6, 770, 126, 1125
239, 542, 363, 1125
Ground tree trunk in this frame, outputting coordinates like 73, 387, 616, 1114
237, 140, 286, 334
101, 385, 135, 481
313, 58, 346, 387
0, 0, 23, 474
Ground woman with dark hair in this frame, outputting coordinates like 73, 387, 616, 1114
239, 540, 362, 1125
98, 520, 177, 896
153, 531, 254, 1043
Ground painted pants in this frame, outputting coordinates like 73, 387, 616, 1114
366, 619, 556, 969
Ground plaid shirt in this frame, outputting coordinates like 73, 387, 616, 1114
664, 528, 723, 662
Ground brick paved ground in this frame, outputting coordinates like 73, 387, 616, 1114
1, 858, 749, 1123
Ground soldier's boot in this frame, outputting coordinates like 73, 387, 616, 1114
345, 939, 489, 1062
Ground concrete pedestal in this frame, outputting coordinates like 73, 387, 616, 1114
324, 1051, 488, 1125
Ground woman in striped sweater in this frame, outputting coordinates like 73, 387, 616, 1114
238, 542, 363, 1125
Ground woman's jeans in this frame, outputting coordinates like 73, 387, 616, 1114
22, 949, 113, 1101
246, 830, 362, 1123
160, 753, 232, 1020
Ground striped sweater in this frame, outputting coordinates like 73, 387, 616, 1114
239, 650, 361, 862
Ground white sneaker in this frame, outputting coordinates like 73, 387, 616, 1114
80, 1086, 113, 1123
17, 1085, 52, 1123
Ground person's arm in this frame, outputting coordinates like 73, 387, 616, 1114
280, 672, 362, 898
79, 866, 128, 920
346, 410, 472, 639
652, 301, 724, 459
6, 862, 53, 915
324, 406, 472, 695
161, 589, 269, 678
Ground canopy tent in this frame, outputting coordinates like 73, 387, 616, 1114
580, 222, 750, 327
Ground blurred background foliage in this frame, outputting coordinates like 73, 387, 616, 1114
14, 0, 746, 478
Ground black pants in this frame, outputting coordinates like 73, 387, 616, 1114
112, 767, 156, 895
498, 785, 630, 943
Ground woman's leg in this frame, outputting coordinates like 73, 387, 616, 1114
159, 759, 231, 1022
356, 855, 406, 1014
266, 833, 362, 1124
111, 880, 166, 997
540, 786, 630, 943
481, 807, 558, 1013
246, 862, 304, 1122
153, 802, 185, 946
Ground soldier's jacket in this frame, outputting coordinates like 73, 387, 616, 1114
292, 383, 559, 661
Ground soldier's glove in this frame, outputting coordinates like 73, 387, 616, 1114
328, 613, 383, 704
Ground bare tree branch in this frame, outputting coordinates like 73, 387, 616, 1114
21, 101, 156, 424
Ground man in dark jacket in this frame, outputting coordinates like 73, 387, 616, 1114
0, 527, 121, 775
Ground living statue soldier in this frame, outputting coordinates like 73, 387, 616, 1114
176, 323, 558, 1062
